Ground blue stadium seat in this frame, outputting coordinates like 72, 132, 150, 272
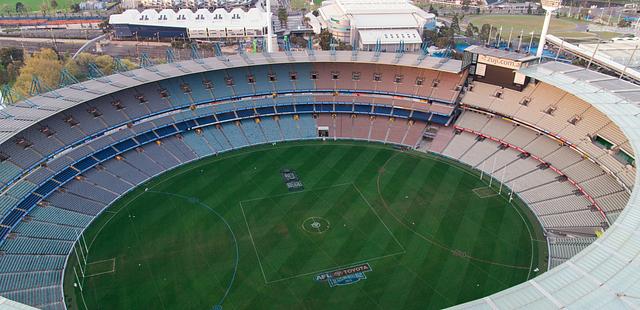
291, 63, 314, 91
226, 67, 254, 97
259, 117, 283, 142
221, 122, 249, 149
241, 120, 266, 145
270, 64, 295, 92
297, 115, 318, 139
181, 74, 213, 103
201, 71, 234, 99
248, 65, 273, 95
181, 131, 214, 157
201, 126, 232, 152
278, 116, 300, 141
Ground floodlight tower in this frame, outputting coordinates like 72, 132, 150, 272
536, 0, 562, 57
265, 0, 275, 53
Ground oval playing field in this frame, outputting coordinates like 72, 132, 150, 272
63, 141, 546, 309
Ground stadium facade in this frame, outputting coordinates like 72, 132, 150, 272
0, 49, 637, 309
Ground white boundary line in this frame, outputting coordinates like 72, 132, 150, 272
84, 258, 116, 278
59, 141, 404, 309
240, 182, 407, 284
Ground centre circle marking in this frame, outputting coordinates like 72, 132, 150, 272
302, 217, 331, 234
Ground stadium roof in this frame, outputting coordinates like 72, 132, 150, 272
579, 38, 640, 69
0, 51, 462, 147
464, 45, 538, 62
335, 0, 430, 15
454, 61, 640, 309
317, 0, 435, 29
0, 297, 37, 309
521, 61, 640, 106
352, 14, 425, 29
545, 35, 640, 84
8, 54, 640, 309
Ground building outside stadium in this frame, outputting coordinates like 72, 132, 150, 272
109, 7, 269, 39
306, 0, 436, 52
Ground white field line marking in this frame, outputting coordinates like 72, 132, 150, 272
84, 258, 116, 277
352, 183, 406, 252
239, 202, 269, 284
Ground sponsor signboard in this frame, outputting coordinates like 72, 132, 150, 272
314, 263, 372, 287
478, 54, 522, 70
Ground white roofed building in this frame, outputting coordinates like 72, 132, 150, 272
108, 7, 270, 40
307, 0, 436, 52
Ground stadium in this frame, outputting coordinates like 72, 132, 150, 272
0, 44, 637, 309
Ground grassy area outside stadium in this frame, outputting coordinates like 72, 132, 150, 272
63, 141, 547, 309
466, 15, 620, 41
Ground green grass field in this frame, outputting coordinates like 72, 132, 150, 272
3, 0, 79, 13
466, 15, 613, 41
63, 141, 547, 309
290, 0, 322, 11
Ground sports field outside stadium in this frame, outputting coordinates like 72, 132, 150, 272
63, 141, 547, 309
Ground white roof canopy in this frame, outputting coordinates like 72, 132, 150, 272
109, 8, 269, 30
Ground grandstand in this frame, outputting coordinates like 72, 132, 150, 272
0, 48, 637, 309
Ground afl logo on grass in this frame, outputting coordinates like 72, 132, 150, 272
314, 263, 372, 287
302, 217, 331, 234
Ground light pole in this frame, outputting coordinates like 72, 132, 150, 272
133, 31, 139, 57
537, 0, 562, 58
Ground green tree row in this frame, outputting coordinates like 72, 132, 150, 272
2, 48, 137, 100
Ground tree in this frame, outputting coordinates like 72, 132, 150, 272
40, 2, 49, 14
428, 4, 438, 17
5, 62, 21, 84
289, 35, 308, 48
619, 19, 631, 28
15, 1, 24, 13
451, 14, 461, 33
277, 7, 288, 27
50, 0, 58, 9
435, 34, 453, 49
312, 9, 319, 17
479, 23, 496, 42
318, 29, 331, 50
118, 58, 138, 71
70, 3, 80, 12
465, 23, 477, 38
0, 47, 24, 67
422, 29, 438, 45
526, 4, 532, 15
423, 24, 455, 49
65, 53, 115, 80
0, 64, 7, 85
12, 49, 63, 96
